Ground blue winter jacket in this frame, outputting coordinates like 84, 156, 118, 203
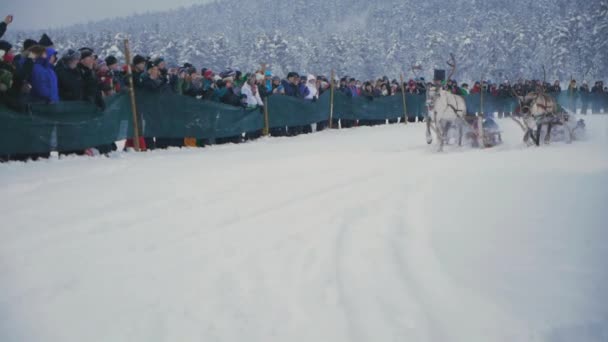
30, 48, 59, 103
298, 83, 310, 98
281, 80, 298, 97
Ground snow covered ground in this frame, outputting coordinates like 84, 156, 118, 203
1, 115, 608, 342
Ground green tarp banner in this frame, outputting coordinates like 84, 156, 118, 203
136, 91, 263, 139
463, 95, 518, 115
267, 93, 330, 128
0, 94, 131, 155
1, 90, 607, 156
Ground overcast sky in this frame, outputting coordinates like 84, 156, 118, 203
3, 0, 210, 31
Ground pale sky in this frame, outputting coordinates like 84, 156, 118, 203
2, 0, 211, 31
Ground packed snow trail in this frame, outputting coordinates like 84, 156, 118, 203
1, 116, 607, 342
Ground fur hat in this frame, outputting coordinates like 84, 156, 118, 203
79, 47, 94, 60
132, 54, 146, 66
39, 33, 54, 47
105, 55, 118, 66
22, 39, 38, 51
62, 49, 81, 61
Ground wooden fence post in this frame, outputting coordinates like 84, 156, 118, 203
263, 97, 269, 136
329, 69, 335, 129
400, 74, 408, 124
123, 39, 141, 151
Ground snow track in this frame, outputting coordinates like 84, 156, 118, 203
1, 116, 608, 342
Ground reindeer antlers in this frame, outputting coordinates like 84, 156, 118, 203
446, 53, 456, 82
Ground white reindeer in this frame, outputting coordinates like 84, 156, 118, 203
425, 54, 475, 151
512, 90, 571, 145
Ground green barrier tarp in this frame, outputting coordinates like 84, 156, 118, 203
136, 90, 264, 139
2, 90, 607, 156
266, 93, 330, 128
0, 93, 131, 155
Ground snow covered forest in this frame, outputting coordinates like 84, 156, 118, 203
4, 0, 608, 81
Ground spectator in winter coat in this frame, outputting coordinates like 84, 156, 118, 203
380, 83, 391, 96
567, 79, 577, 94
460, 83, 469, 96
241, 76, 264, 108
82, 48, 116, 154
202, 69, 214, 87
0, 40, 14, 94
97, 57, 123, 96
55, 49, 83, 101
297, 77, 310, 98
304, 74, 318, 100
218, 78, 243, 106
141, 61, 179, 149
77, 48, 105, 110
281, 72, 300, 97
9, 42, 41, 105
591, 81, 603, 93
271, 76, 283, 94
470, 82, 482, 94
361, 82, 375, 99
128, 54, 147, 88
345, 78, 358, 97
0, 15, 12, 39
406, 79, 417, 94
29, 47, 59, 104
550, 80, 562, 93
416, 77, 427, 95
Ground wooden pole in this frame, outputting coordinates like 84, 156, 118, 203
329, 69, 335, 129
569, 75, 573, 113
263, 97, 269, 136
480, 87, 484, 118
480, 74, 485, 118
400, 74, 408, 124
123, 39, 141, 151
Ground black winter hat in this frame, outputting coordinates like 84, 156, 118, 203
146, 60, 158, 70
132, 54, 146, 66
79, 47, 94, 60
22, 39, 38, 51
287, 72, 299, 79
152, 57, 164, 67
105, 55, 118, 66
186, 67, 197, 75
39, 33, 54, 47
0, 40, 12, 53
183, 62, 193, 68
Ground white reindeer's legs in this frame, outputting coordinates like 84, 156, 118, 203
426, 117, 433, 144
458, 123, 463, 147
